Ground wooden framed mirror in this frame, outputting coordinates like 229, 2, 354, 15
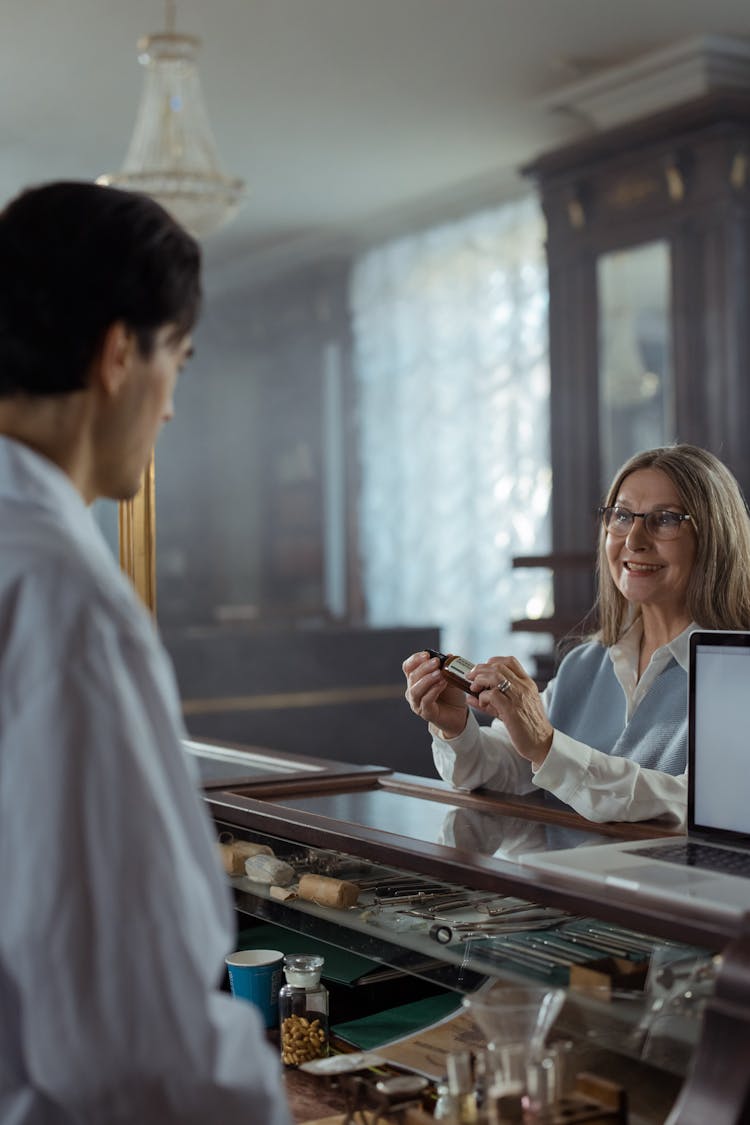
118, 455, 157, 612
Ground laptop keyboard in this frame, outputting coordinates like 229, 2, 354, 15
632, 841, 750, 877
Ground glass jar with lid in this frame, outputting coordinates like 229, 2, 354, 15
278, 954, 329, 1067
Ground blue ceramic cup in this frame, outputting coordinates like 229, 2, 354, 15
225, 948, 284, 1028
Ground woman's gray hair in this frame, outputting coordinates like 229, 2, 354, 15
596, 444, 750, 645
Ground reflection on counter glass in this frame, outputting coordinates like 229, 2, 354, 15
262, 790, 612, 857
437, 807, 612, 858
263, 790, 457, 846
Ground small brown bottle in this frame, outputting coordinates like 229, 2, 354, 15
428, 649, 475, 692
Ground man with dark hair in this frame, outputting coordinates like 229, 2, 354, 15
0, 182, 291, 1124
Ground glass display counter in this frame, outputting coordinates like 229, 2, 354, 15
191, 740, 750, 1124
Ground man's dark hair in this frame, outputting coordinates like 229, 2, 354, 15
0, 181, 202, 397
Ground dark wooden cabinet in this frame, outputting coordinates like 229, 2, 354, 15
521, 92, 750, 641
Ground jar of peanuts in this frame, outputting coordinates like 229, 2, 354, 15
278, 954, 329, 1067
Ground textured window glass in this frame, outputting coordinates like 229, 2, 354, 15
350, 197, 551, 664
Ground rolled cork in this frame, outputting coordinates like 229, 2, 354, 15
297, 873, 360, 908
218, 839, 274, 876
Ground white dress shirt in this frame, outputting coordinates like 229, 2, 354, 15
432, 617, 690, 827
0, 437, 292, 1125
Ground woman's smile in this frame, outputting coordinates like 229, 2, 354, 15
622, 561, 663, 574
606, 467, 697, 627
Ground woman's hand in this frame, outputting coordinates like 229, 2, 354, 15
468, 656, 553, 768
402, 651, 469, 739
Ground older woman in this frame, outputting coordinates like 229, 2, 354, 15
403, 444, 750, 826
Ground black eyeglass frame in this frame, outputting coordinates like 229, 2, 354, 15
598, 505, 693, 539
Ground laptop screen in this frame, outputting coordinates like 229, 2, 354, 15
690, 630, 750, 839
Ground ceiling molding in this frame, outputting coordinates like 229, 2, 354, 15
542, 34, 750, 131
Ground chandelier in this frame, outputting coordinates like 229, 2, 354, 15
98, 1, 245, 239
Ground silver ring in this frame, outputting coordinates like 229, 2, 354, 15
497, 677, 512, 695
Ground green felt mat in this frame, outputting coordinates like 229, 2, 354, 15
236, 923, 380, 985
331, 992, 462, 1049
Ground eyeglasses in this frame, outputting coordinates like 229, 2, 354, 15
599, 505, 693, 540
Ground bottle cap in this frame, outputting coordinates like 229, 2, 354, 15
283, 953, 324, 987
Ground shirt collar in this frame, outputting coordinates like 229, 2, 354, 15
667, 623, 694, 671
610, 614, 694, 672
0, 435, 108, 557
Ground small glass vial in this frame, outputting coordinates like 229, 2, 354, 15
278, 954, 329, 1067
433, 1081, 460, 1123
445, 1050, 479, 1124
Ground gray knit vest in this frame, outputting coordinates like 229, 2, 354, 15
546, 642, 687, 776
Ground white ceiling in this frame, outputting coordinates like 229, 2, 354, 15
4, 0, 750, 287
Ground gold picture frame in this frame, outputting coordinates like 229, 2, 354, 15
118, 453, 157, 613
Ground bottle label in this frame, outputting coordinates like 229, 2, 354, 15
444, 655, 473, 678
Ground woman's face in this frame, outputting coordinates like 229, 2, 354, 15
605, 467, 697, 624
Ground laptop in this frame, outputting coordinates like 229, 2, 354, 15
520, 630, 750, 916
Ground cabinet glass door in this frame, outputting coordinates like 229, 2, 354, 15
597, 240, 674, 487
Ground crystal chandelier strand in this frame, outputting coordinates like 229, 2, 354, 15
98, 10, 245, 239
126, 34, 220, 173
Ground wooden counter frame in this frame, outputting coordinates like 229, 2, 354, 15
204, 773, 736, 952
186, 736, 390, 791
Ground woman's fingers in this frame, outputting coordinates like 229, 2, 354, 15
402, 650, 470, 733
402, 649, 434, 677
468, 658, 517, 694
468, 657, 552, 764
403, 649, 550, 761
403, 651, 443, 716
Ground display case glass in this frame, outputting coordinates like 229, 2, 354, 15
193, 744, 750, 1123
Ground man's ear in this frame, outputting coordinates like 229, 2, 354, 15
93, 321, 136, 397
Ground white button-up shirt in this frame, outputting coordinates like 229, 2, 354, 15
0, 436, 291, 1125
